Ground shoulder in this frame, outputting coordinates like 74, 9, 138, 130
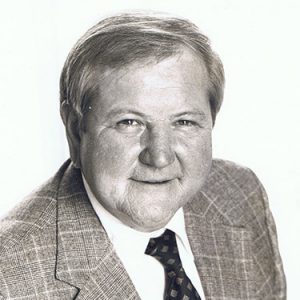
207, 158, 264, 202
0, 160, 71, 252
0, 172, 59, 299
196, 158, 268, 227
210, 158, 260, 190
0, 160, 82, 299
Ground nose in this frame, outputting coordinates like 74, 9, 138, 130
139, 124, 175, 169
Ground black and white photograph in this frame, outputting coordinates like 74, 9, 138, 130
0, 1, 299, 299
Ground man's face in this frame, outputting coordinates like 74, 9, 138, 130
79, 49, 213, 232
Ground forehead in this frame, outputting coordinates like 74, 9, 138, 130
89, 48, 210, 118
100, 47, 208, 88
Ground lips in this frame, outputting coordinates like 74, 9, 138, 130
130, 169, 182, 183
131, 178, 173, 184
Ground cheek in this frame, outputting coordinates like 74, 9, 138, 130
176, 131, 212, 180
176, 130, 212, 160
81, 129, 141, 177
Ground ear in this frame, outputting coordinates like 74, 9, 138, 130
60, 102, 81, 168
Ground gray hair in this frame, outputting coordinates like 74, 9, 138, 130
60, 12, 225, 126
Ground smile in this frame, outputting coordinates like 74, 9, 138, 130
130, 178, 174, 185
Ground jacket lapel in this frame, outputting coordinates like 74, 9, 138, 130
183, 161, 256, 300
184, 208, 255, 299
55, 163, 140, 299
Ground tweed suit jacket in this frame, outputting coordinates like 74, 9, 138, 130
0, 159, 286, 300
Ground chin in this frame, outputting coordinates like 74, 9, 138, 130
131, 217, 171, 232
123, 202, 178, 232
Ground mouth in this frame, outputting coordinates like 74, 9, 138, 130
130, 178, 174, 185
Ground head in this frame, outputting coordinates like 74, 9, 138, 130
60, 12, 225, 232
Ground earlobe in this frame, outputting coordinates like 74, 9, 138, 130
60, 102, 81, 168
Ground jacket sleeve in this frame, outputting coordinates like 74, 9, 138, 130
250, 170, 286, 299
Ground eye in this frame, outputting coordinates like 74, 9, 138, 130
175, 120, 196, 127
117, 119, 140, 126
116, 119, 144, 133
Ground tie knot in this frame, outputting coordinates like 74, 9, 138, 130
145, 229, 182, 272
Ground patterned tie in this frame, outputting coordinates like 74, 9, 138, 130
145, 229, 201, 300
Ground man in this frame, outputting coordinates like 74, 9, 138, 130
0, 12, 286, 300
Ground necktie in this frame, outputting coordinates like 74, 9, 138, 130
145, 229, 201, 300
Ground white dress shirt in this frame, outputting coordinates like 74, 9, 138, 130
83, 176, 205, 300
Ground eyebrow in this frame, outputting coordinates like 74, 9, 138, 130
171, 111, 207, 118
106, 109, 147, 119
105, 108, 208, 120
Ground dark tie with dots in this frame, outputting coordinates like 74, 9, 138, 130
145, 229, 201, 300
